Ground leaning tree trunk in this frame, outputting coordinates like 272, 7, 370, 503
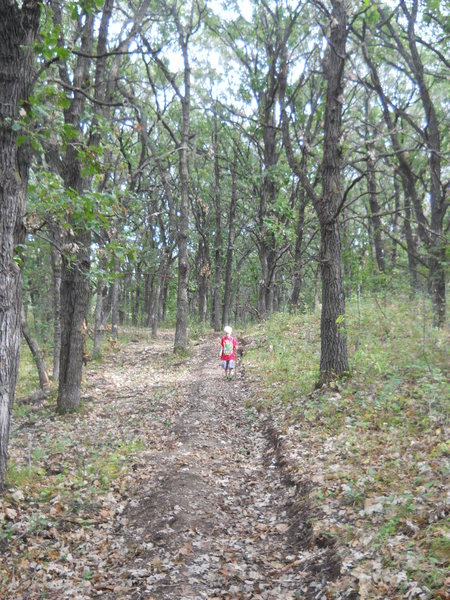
0, 0, 40, 489
315, 0, 349, 384
21, 308, 50, 390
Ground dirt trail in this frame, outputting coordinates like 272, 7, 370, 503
92, 332, 339, 599
3, 331, 339, 599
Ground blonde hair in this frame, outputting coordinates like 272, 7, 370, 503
224, 326, 232, 335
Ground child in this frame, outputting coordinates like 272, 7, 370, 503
220, 325, 237, 380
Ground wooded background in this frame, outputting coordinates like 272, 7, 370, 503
0, 0, 448, 489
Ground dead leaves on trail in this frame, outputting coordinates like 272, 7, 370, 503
2, 329, 448, 599
1, 330, 327, 599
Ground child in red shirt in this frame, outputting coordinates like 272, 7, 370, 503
220, 326, 237, 380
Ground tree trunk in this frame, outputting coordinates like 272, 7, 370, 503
257, 251, 269, 318
365, 139, 385, 273
55, 9, 94, 414
0, 0, 40, 489
152, 247, 170, 337
316, 0, 349, 384
212, 113, 222, 331
132, 264, 141, 327
290, 191, 306, 309
319, 221, 348, 380
57, 242, 91, 414
402, 178, 419, 294
390, 174, 400, 268
92, 279, 105, 359
223, 158, 238, 328
174, 53, 191, 352
21, 308, 50, 390
110, 258, 120, 338
195, 237, 209, 324
49, 232, 61, 380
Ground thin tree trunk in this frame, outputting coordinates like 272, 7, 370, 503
93, 279, 105, 359
49, 233, 61, 380
174, 62, 191, 351
196, 238, 209, 324
111, 261, 120, 338
223, 158, 238, 327
152, 247, 170, 337
212, 113, 222, 331
403, 187, 419, 293
21, 308, 50, 390
365, 126, 385, 273
132, 264, 141, 327
290, 191, 306, 309
390, 174, 400, 268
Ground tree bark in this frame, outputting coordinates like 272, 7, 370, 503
197, 239, 209, 324
174, 18, 192, 353
364, 99, 385, 274
49, 230, 61, 380
0, 0, 40, 489
316, 0, 349, 383
111, 258, 119, 338
402, 179, 419, 293
212, 113, 222, 331
290, 190, 306, 309
55, 8, 94, 414
57, 243, 91, 414
92, 279, 105, 359
152, 247, 170, 337
223, 157, 238, 328
365, 151, 385, 274
390, 172, 400, 269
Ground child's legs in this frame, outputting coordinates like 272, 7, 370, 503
227, 360, 235, 377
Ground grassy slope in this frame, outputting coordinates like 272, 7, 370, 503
242, 295, 449, 598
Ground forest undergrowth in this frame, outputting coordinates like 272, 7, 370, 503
243, 295, 449, 598
0, 295, 448, 599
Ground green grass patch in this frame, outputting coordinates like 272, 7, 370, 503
242, 294, 449, 596
6, 462, 45, 488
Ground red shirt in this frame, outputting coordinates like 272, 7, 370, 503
221, 335, 237, 360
